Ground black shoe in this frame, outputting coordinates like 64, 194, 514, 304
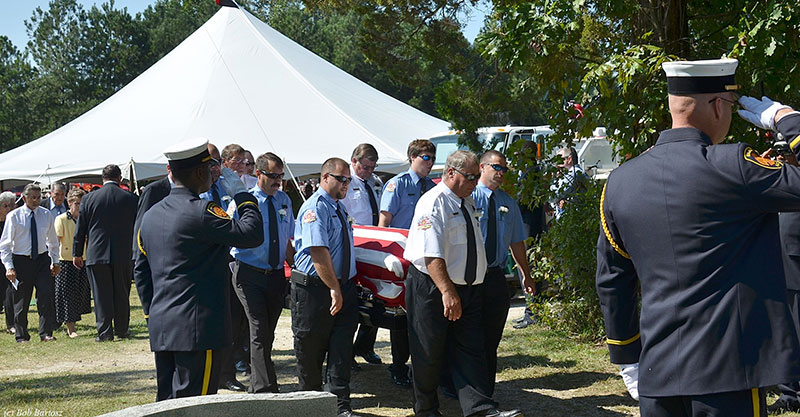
16, 338, 29, 343
40, 335, 56, 342
472, 409, 523, 417
116, 332, 130, 339
768, 398, 800, 414
513, 316, 526, 324
441, 385, 457, 399
223, 379, 246, 392
235, 360, 251, 374
95, 336, 114, 342
355, 350, 382, 364
513, 317, 534, 329
337, 409, 363, 417
391, 372, 411, 387
351, 358, 361, 372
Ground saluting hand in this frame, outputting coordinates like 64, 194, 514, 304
330, 288, 343, 316
441, 289, 462, 321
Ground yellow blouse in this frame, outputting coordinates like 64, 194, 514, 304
54, 212, 84, 260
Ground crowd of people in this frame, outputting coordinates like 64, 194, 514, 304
7, 57, 800, 417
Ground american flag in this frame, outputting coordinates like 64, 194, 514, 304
352, 225, 409, 308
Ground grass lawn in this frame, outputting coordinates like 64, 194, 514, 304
0, 293, 797, 416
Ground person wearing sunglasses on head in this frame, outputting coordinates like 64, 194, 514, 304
292, 157, 361, 417
227, 152, 295, 394
379, 139, 437, 229
597, 58, 800, 416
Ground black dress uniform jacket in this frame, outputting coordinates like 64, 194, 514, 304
132, 176, 172, 317
135, 187, 263, 352
73, 182, 138, 265
597, 113, 800, 397
780, 212, 800, 290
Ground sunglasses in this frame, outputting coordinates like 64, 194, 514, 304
209, 158, 221, 167
328, 174, 352, 184
489, 163, 509, 173
417, 154, 435, 162
259, 170, 284, 180
454, 168, 480, 181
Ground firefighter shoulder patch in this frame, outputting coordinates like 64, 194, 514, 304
744, 147, 783, 170
207, 202, 231, 220
302, 210, 317, 223
385, 182, 396, 193
417, 216, 432, 230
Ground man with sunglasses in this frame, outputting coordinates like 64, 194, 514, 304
228, 152, 294, 394
597, 58, 800, 416
292, 157, 360, 417
471, 150, 535, 396
404, 150, 521, 417
379, 139, 437, 229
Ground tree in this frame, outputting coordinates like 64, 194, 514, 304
0, 37, 37, 152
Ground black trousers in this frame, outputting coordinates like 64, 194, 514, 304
292, 277, 359, 413
0, 270, 14, 330
154, 349, 224, 401
777, 289, 800, 405
353, 323, 411, 375
87, 262, 131, 340
220, 265, 249, 384
406, 265, 496, 416
232, 262, 286, 393
11, 254, 56, 341
639, 388, 766, 417
482, 267, 511, 396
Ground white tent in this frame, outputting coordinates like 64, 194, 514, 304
0, 4, 450, 187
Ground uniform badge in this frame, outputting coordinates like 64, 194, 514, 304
207, 202, 231, 220
386, 182, 396, 193
417, 216, 432, 230
744, 147, 783, 170
302, 210, 317, 223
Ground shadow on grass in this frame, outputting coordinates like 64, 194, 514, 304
0, 369, 155, 405
499, 354, 577, 370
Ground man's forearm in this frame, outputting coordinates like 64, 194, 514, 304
378, 211, 392, 227
510, 241, 532, 279
424, 257, 456, 295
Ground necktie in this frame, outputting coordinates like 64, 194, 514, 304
267, 195, 280, 270
364, 179, 379, 226
211, 183, 222, 206
420, 179, 428, 196
486, 193, 497, 266
460, 199, 477, 285
336, 203, 352, 283
30, 211, 38, 259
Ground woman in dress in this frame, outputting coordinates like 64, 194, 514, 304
0, 191, 17, 334
54, 189, 91, 338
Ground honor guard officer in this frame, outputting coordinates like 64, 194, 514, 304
292, 157, 360, 417
229, 152, 295, 394
472, 150, 535, 395
404, 150, 521, 417
774, 211, 800, 413
135, 138, 263, 401
596, 58, 800, 416
379, 139, 437, 229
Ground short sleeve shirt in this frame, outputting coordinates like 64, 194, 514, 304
472, 182, 527, 267
379, 169, 436, 229
403, 182, 487, 285
230, 187, 294, 270
340, 167, 383, 226
294, 188, 356, 280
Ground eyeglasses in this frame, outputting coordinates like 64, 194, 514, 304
454, 168, 480, 181
708, 95, 739, 110
209, 158, 221, 167
489, 163, 509, 173
259, 170, 284, 180
358, 160, 377, 171
417, 154, 435, 162
328, 174, 352, 184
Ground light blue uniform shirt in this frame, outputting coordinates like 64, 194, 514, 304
379, 169, 436, 229
230, 187, 294, 270
294, 189, 356, 280
472, 182, 526, 268
199, 178, 231, 207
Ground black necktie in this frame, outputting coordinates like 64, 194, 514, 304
267, 195, 280, 270
211, 183, 222, 206
30, 211, 38, 259
460, 199, 477, 285
336, 203, 352, 283
420, 179, 428, 195
364, 179, 379, 226
486, 193, 497, 266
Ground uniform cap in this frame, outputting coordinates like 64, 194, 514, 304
164, 137, 212, 170
662, 58, 739, 94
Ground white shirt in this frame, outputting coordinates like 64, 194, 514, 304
0, 205, 60, 270
403, 182, 487, 285
339, 167, 382, 226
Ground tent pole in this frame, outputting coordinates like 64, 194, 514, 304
130, 159, 140, 195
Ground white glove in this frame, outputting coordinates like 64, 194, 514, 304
738, 95, 791, 130
619, 363, 639, 401
219, 167, 247, 196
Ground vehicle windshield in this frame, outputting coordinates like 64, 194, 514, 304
429, 132, 508, 163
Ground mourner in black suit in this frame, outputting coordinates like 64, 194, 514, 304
73, 165, 138, 341
596, 58, 800, 416
135, 138, 263, 401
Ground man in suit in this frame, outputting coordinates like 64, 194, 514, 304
136, 138, 263, 400
41, 183, 68, 218
73, 164, 138, 342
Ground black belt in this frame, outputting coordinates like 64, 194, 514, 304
487, 266, 504, 273
236, 260, 283, 276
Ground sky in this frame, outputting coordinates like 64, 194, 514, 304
1, 1, 488, 52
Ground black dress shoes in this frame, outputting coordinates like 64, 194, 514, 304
40, 335, 57, 342
223, 379, 246, 392
391, 372, 411, 387
337, 409, 364, 417
355, 350, 382, 364
95, 336, 113, 342
767, 398, 800, 414
471, 409, 523, 417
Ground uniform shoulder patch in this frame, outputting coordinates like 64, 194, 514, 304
416, 216, 432, 230
207, 202, 231, 220
302, 210, 317, 223
385, 182, 396, 193
744, 147, 783, 170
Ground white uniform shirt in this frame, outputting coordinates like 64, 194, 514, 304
0, 205, 60, 270
403, 181, 487, 285
340, 167, 383, 226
